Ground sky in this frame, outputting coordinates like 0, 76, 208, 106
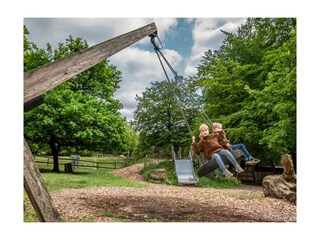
24, 18, 246, 121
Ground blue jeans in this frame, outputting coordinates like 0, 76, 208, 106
230, 144, 252, 161
211, 149, 238, 173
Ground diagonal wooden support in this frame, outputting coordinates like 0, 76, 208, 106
24, 22, 157, 103
24, 22, 157, 222
24, 138, 60, 222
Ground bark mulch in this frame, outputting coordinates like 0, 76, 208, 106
52, 163, 296, 222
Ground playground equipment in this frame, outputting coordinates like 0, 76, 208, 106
150, 36, 248, 183
173, 152, 198, 184
150, 35, 212, 183
24, 23, 157, 222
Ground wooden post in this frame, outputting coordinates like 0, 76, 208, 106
24, 138, 60, 222
171, 145, 174, 161
152, 146, 155, 160
64, 163, 73, 173
144, 155, 147, 168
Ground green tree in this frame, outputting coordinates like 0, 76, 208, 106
246, 30, 296, 157
134, 80, 199, 152
24, 26, 127, 172
122, 122, 139, 157
195, 18, 296, 164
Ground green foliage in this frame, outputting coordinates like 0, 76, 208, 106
194, 18, 296, 164
134, 80, 199, 152
122, 122, 139, 156
23, 26, 133, 170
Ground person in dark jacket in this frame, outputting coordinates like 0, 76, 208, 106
213, 122, 260, 165
192, 123, 244, 179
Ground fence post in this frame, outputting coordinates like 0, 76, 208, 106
171, 145, 174, 160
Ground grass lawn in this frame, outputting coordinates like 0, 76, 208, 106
38, 167, 147, 192
24, 158, 147, 222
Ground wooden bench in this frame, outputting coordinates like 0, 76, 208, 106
231, 149, 244, 159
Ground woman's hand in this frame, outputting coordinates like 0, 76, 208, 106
192, 136, 196, 143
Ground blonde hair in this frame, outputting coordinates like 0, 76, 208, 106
213, 122, 222, 129
199, 124, 209, 137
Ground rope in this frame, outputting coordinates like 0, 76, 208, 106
150, 36, 213, 128
153, 44, 194, 136
150, 35, 209, 162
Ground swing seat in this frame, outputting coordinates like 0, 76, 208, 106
173, 151, 198, 184
198, 157, 230, 177
197, 149, 244, 177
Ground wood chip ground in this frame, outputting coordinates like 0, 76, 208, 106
52, 162, 296, 222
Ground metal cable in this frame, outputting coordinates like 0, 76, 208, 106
151, 36, 207, 160
151, 36, 213, 127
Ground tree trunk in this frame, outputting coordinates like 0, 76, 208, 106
49, 135, 60, 172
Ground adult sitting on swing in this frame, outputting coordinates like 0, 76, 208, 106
192, 123, 244, 179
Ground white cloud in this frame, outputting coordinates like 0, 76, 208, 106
184, 18, 246, 76
110, 46, 182, 121
24, 18, 177, 49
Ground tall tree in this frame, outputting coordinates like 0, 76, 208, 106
134, 80, 199, 152
24, 26, 127, 172
195, 18, 296, 164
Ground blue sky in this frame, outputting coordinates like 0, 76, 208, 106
24, 18, 246, 121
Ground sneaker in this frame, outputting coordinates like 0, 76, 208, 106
245, 158, 260, 165
249, 157, 260, 162
223, 170, 234, 179
254, 159, 260, 163
235, 164, 244, 173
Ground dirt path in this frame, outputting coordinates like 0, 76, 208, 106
52, 163, 296, 222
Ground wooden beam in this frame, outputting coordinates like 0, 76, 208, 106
24, 22, 157, 103
24, 138, 60, 222
24, 95, 44, 112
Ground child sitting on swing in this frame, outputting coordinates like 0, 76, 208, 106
192, 123, 244, 179
212, 122, 260, 165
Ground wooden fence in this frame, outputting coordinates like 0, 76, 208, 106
34, 145, 190, 172
35, 156, 128, 170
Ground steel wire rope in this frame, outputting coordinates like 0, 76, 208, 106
150, 36, 213, 127
150, 35, 207, 161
